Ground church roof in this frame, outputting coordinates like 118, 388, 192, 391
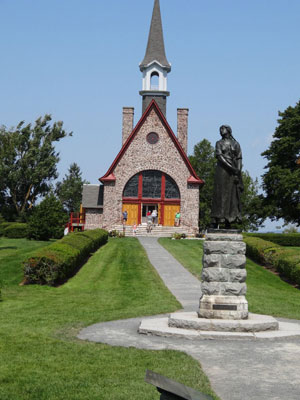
82, 184, 104, 208
140, 0, 171, 72
99, 100, 203, 185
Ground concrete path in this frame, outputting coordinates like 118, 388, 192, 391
137, 237, 201, 311
78, 237, 300, 400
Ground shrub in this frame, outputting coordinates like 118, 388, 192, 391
27, 194, 68, 241
23, 229, 108, 285
244, 236, 300, 286
245, 232, 300, 247
3, 223, 28, 238
109, 229, 119, 237
0, 222, 13, 236
172, 233, 182, 240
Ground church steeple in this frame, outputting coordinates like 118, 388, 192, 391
139, 0, 171, 116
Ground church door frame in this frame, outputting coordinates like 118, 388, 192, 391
122, 171, 181, 226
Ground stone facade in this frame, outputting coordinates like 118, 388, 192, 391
85, 209, 104, 230
122, 107, 134, 145
199, 231, 248, 319
84, 103, 201, 233
177, 108, 188, 153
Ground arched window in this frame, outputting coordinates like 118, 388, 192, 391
150, 72, 159, 90
123, 171, 180, 199
142, 170, 161, 198
165, 175, 180, 199
123, 174, 139, 198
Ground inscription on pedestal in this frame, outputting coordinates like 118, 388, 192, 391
213, 304, 237, 311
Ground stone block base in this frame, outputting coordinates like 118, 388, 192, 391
169, 312, 278, 332
198, 295, 248, 320
138, 313, 300, 340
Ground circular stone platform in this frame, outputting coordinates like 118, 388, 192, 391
138, 312, 300, 340
169, 312, 279, 332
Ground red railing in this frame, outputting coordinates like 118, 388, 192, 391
67, 212, 86, 232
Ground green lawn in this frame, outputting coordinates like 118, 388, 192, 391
0, 237, 219, 400
159, 237, 300, 320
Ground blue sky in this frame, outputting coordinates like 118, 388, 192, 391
1, 0, 299, 231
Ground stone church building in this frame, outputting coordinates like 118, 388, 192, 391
82, 0, 203, 234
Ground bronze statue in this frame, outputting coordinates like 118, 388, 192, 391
211, 125, 243, 229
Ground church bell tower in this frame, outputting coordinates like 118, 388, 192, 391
139, 0, 171, 116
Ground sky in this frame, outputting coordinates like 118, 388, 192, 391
1, 0, 299, 231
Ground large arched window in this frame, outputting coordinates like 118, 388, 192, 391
123, 170, 180, 199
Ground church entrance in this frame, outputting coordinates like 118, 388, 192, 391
142, 204, 160, 224
122, 170, 180, 226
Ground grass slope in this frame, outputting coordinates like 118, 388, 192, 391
0, 237, 52, 285
159, 238, 300, 320
0, 237, 219, 400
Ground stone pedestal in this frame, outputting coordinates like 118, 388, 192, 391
198, 230, 248, 320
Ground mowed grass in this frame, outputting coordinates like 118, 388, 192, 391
0, 237, 52, 285
0, 237, 219, 400
159, 238, 300, 320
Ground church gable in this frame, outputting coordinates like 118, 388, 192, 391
100, 100, 202, 186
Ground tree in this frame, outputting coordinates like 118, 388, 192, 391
56, 163, 89, 214
189, 139, 265, 231
27, 193, 68, 241
189, 139, 216, 231
282, 225, 298, 234
238, 171, 265, 232
261, 101, 300, 226
0, 115, 71, 218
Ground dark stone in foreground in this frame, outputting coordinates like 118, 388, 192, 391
145, 370, 213, 400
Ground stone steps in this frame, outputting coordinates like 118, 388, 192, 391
112, 224, 188, 237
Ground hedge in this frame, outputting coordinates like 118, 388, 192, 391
245, 232, 300, 247
244, 236, 300, 286
23, 229, 108, 286
3, 223, 28, 238
0, 222, 13, 236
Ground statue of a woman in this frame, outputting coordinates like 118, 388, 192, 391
211, 125, 243, 229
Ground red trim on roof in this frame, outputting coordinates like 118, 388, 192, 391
100, 173, 116, 182
187, 175, 203, 184
99, 100, 204, 185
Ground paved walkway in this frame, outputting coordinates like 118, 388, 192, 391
78, 237, 300, 400
137, 237, 201, 311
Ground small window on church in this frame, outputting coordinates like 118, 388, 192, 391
150, 71, 159, 90
165, 175, 180, 199
147, 132, 159, 145
123, 173, 139, 198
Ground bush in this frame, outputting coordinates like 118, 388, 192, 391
172, 233, 182, 240
3, 223, 28, 238
245, 232, 300, 247
109, 229, 119, 237
244, 236, 300, 286
0, 222, 13, 236
23, 229, 108, 285
27, 194, 68, 241
109, 230, 125, 238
